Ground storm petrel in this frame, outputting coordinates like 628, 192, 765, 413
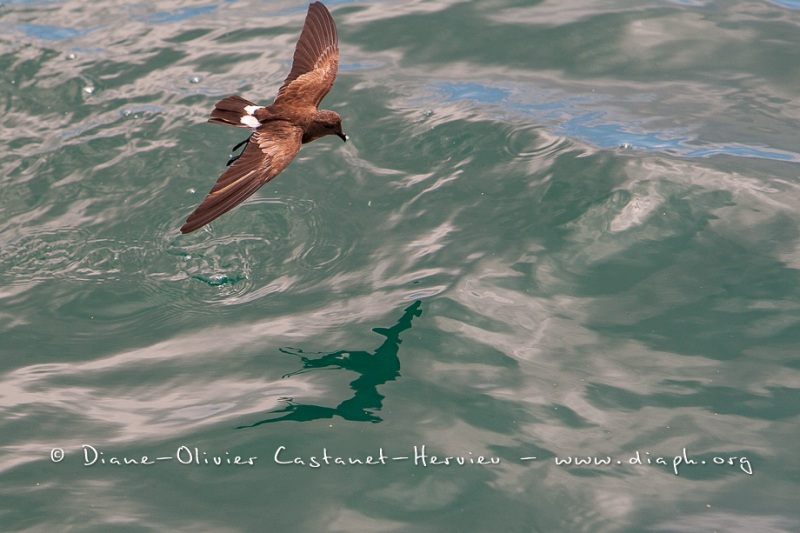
180, 1, 346, 234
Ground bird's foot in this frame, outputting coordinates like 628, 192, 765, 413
226, 134, 253, 166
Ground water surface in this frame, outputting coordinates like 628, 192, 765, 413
2, 0, 800, 531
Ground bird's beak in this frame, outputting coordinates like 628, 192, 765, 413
337, 132, 348, 142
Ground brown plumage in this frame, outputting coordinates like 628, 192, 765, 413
181, 1, 345, 234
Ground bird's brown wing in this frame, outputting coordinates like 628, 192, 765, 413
180, 122, 303, 233
273, 2, 339, 109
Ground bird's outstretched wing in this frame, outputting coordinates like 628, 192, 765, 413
181, 122, 303, 233
273, 2, 339, 109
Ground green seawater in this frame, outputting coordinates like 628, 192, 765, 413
2, 1, 800, 531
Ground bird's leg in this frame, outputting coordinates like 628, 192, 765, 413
231, 136, 250, 152
226, 134, 253, 166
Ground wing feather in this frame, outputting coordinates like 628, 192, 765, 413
181, 122, 303, 233
273, 2, 339, 108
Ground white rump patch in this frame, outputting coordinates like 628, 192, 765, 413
243, 105, 264, 115
240, 115, 260, 128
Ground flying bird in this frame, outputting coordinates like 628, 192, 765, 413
181, 1, 346, 234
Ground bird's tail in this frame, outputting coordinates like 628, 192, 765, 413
208, 95, 261, 127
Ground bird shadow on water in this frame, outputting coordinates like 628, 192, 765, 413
237, 300, 422, 428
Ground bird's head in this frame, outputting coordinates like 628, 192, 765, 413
309, 109, 347, 143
